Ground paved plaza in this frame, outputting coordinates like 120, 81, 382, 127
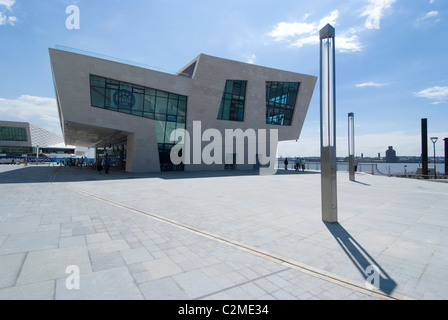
0, 164, 447, 300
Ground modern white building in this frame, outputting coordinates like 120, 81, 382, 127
0, 120, 76, 159
49, 48, 317, 173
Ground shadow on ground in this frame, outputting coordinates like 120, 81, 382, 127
325, 222, 397, 296
0, 165, 319, 184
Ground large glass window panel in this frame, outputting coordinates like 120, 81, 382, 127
177, 99, 186, 117
167, 98, 178, 115
90, 86, 105, 108
0, 127, 27, 141
157, 91, 168, 98
144, 95, 156, 113
105, 87, 117, 110
266, 81, 299, 126
132, 92, 144, 117
165, 122, 177, 144
155, 121, 166, 144
155, 97, 167, 114
217, 80, 247, 122
90, 75, 105, 87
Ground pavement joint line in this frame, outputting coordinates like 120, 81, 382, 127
196, 267, 290, 300
53, 181, 412, 301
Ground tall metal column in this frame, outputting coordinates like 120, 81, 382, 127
320, 24, 337, 223
421, 119, 428, 177
348, 113, 355, 181
444, 138, 448, 176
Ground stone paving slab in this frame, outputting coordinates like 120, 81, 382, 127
0, 164, 447, 300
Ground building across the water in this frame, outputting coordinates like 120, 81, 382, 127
386, 146, 398, 163
49, 48, 317, 173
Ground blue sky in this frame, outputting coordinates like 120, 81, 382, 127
0, 0, 447, 157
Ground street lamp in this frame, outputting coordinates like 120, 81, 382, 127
430, 137, 438, 179
348, 113, 355, 181
320, 24, 337, 223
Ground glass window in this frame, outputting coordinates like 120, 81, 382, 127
144, 94, 155, 113
89, 74, 187, 172
217, 80, 247, 122
266, 82, 299, 126
0, 127, 28, 141
90, 86, 105, 108
155, 97, 167, 114
165, 122, 177, 144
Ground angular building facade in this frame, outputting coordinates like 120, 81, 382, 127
0, 120, 74, 158
49, 48, 317, 173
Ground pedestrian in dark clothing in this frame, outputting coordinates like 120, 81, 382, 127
104, 154, 111, 174
97, 157, 103, 174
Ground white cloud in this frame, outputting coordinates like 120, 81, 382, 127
337, 34, 363, 53
0, 0, 16, 26
414, 86, 448, 104
0, 95, 61, 134
0, 0, 15, 11
361, 0, 397, 30
268, 22, 316, 41
356, 82, 389, 87
0, 11, 16, 25
423, 11, 439, 19
268, 10, 362, 53
245, 54, 257, 64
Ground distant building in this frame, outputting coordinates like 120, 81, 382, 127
0, 120, 78, 159
386, 146, 398, 163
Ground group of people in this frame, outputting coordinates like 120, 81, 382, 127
62, 157, 85, 168
96, 154, 112, 174
284, 157, 306, 172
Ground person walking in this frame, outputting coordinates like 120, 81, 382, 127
104, 154, 111, 174
284, 157, 289, 171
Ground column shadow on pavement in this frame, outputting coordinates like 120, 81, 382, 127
325, 222, 397, 296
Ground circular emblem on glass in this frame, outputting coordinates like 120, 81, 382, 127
113, 90, 135, 109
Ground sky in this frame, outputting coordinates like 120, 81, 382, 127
0, 0, 447, 158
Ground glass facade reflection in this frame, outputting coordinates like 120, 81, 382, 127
89, 75, 187, 171
217, 80, 247, 122
0, 127, 27, 141
266, 82, 299, 126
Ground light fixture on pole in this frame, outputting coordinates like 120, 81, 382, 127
430, 137, 438, 179
320, 24, 338, 223
348, 113, 355, 181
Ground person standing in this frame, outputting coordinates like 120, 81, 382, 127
97, 156, 103, 174
284, 158, 289, 171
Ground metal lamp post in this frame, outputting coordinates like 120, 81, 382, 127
348, 113, 355, 181
320, 24, 338, 223
444, 138, 448, 176
36, 145, 39, 166
431, 137, 438, 179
